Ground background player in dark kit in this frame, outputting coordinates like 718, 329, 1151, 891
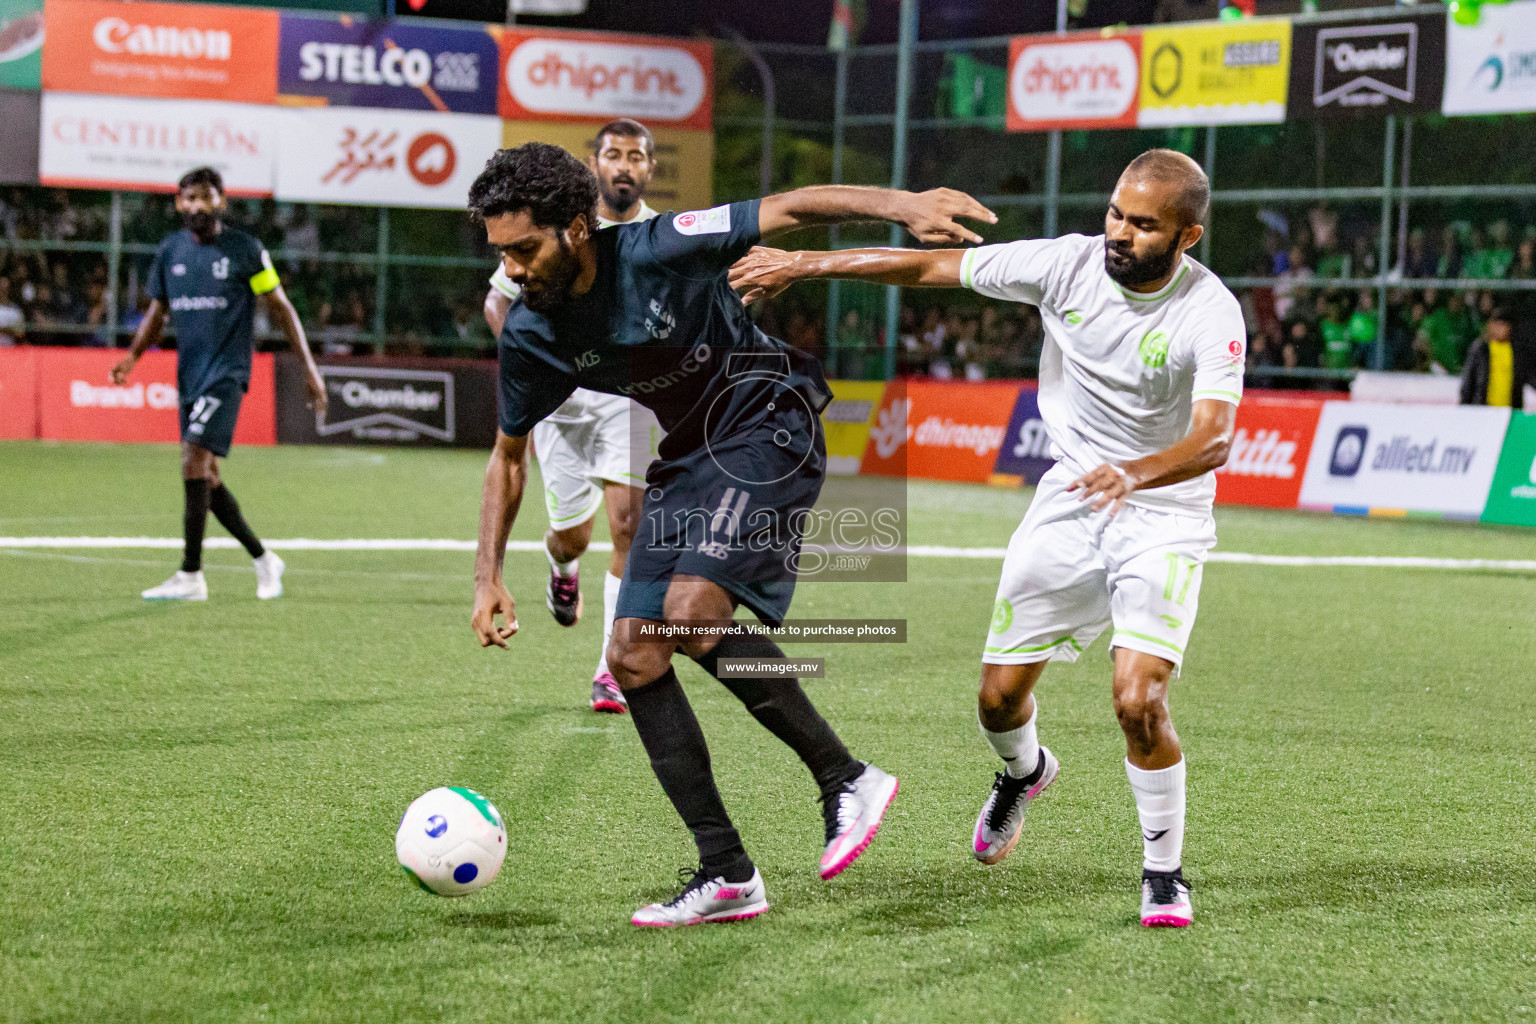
467, 143, 995, 926
112, 167, 326, 603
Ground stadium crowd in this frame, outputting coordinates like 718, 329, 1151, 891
1, 188, 1532, 397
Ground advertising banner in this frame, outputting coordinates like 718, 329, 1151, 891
820, 379, 887, 476
1007, 30, 1142, 132
498, 29, 713, 130
41, 0, 279, 104
0, 87, 39, 184
1138, 17, 1290, 126
1442, 0, 1536, 116
34, 348, 275, 445
1288, 11, 1445, 118
988, 386, 1056, 486
274, 353, 497, 448
274, 105, 501, 209
39, 92, 281, 196
1481, 413, 1536, 527
277, 14, 500, 115
1297, 401, 1509, 519
500, 118, 713, 213
861, 379, 1021, 483
1214, 394, 1323, 509
0, 347, 38, 439
0, 0, 44, 88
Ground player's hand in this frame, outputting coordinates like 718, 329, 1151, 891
897, 188, 997, 245
305, 372, 328, 414
728, 247, 801, 305
110, 356, 136, 386
1067, 463, 1137, 515
471, 580, 518, 649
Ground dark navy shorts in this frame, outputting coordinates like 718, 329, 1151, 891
615, 389, 826, 628
179, 377, 245, 457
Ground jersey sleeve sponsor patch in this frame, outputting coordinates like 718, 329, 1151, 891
249, 248, 280, 295
673, 205, 731, 236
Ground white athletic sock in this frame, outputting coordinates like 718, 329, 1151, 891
1126, 758, 1186, 873
545, 544, 578, 578
596, 571, 621, 679
979, 701, 1040, 780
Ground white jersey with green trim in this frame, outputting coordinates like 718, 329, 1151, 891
489, 201, 660, 425
962, 233, 1245, 515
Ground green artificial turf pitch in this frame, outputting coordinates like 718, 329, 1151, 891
2, 440, 1535, 1023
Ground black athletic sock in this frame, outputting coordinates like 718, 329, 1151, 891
209, 484, 265, 558
625, 667, 754, 882
693, 626, 863, 800
181, 478, 210, 573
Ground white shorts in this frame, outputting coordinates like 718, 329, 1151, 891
983, 463, 1217, 671
533, 390, 663, 530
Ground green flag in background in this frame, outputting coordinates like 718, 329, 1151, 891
828, 0, 868, 51
0, 0, 43, 89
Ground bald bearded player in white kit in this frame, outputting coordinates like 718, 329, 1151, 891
730, 150, 1245, 929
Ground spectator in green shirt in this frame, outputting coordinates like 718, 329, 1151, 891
1416, 291, 1478, 374
1485, 220, 1516, 279
1348, 289, 1379, 363
1319, 296, 1354, 369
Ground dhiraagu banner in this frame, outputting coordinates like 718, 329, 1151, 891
1482, 413, 1536, 527
1139, 17, 1290, 126
0, 0, 44, 89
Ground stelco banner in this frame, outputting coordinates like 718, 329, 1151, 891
498, 29, 713, 130
1288, 11, 1445, 118
274, 105, 500, 208
277, 14, 500, 115
1138, 18, 1291, 126
989, 387, 1056, 486
1298, 401, 1510, 519
39, 92, 281, 195
41, 0, 278, 104
1008, 30, 1142, 132
1442, 0, 1536, 117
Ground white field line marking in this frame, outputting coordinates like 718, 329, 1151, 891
2, 538, 1535, 572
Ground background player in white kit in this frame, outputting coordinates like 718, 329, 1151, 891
731, 150, 1243, 929
483, 118, 664, 715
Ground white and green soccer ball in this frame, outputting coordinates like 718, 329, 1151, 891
395, 787, 506, 896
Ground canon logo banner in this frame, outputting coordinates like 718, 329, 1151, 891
498, 31, 713, 129
92, 17, 230, 60
43, 0, 279, 103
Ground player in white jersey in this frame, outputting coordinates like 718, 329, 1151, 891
730, 150, 1244, 928
484, 118, 664, 715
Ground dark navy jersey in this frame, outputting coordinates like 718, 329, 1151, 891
496, 199, 832, 459
147, 227, 279, 397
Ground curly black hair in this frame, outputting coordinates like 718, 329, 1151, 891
177, 166, 224, 195
467, 143, 599, 229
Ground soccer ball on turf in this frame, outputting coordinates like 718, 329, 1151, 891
395, 786, 506, 896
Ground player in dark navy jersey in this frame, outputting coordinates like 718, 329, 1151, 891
466, 143, 995, 926
112, 167, 326, 602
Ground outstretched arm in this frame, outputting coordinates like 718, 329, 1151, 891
729, 246, 968, 304
757, 187, 995, 245
261, 284, 327, 412
471, 430, 530, 649
110, 300, 167, 385
1068, 400, 1237, 515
